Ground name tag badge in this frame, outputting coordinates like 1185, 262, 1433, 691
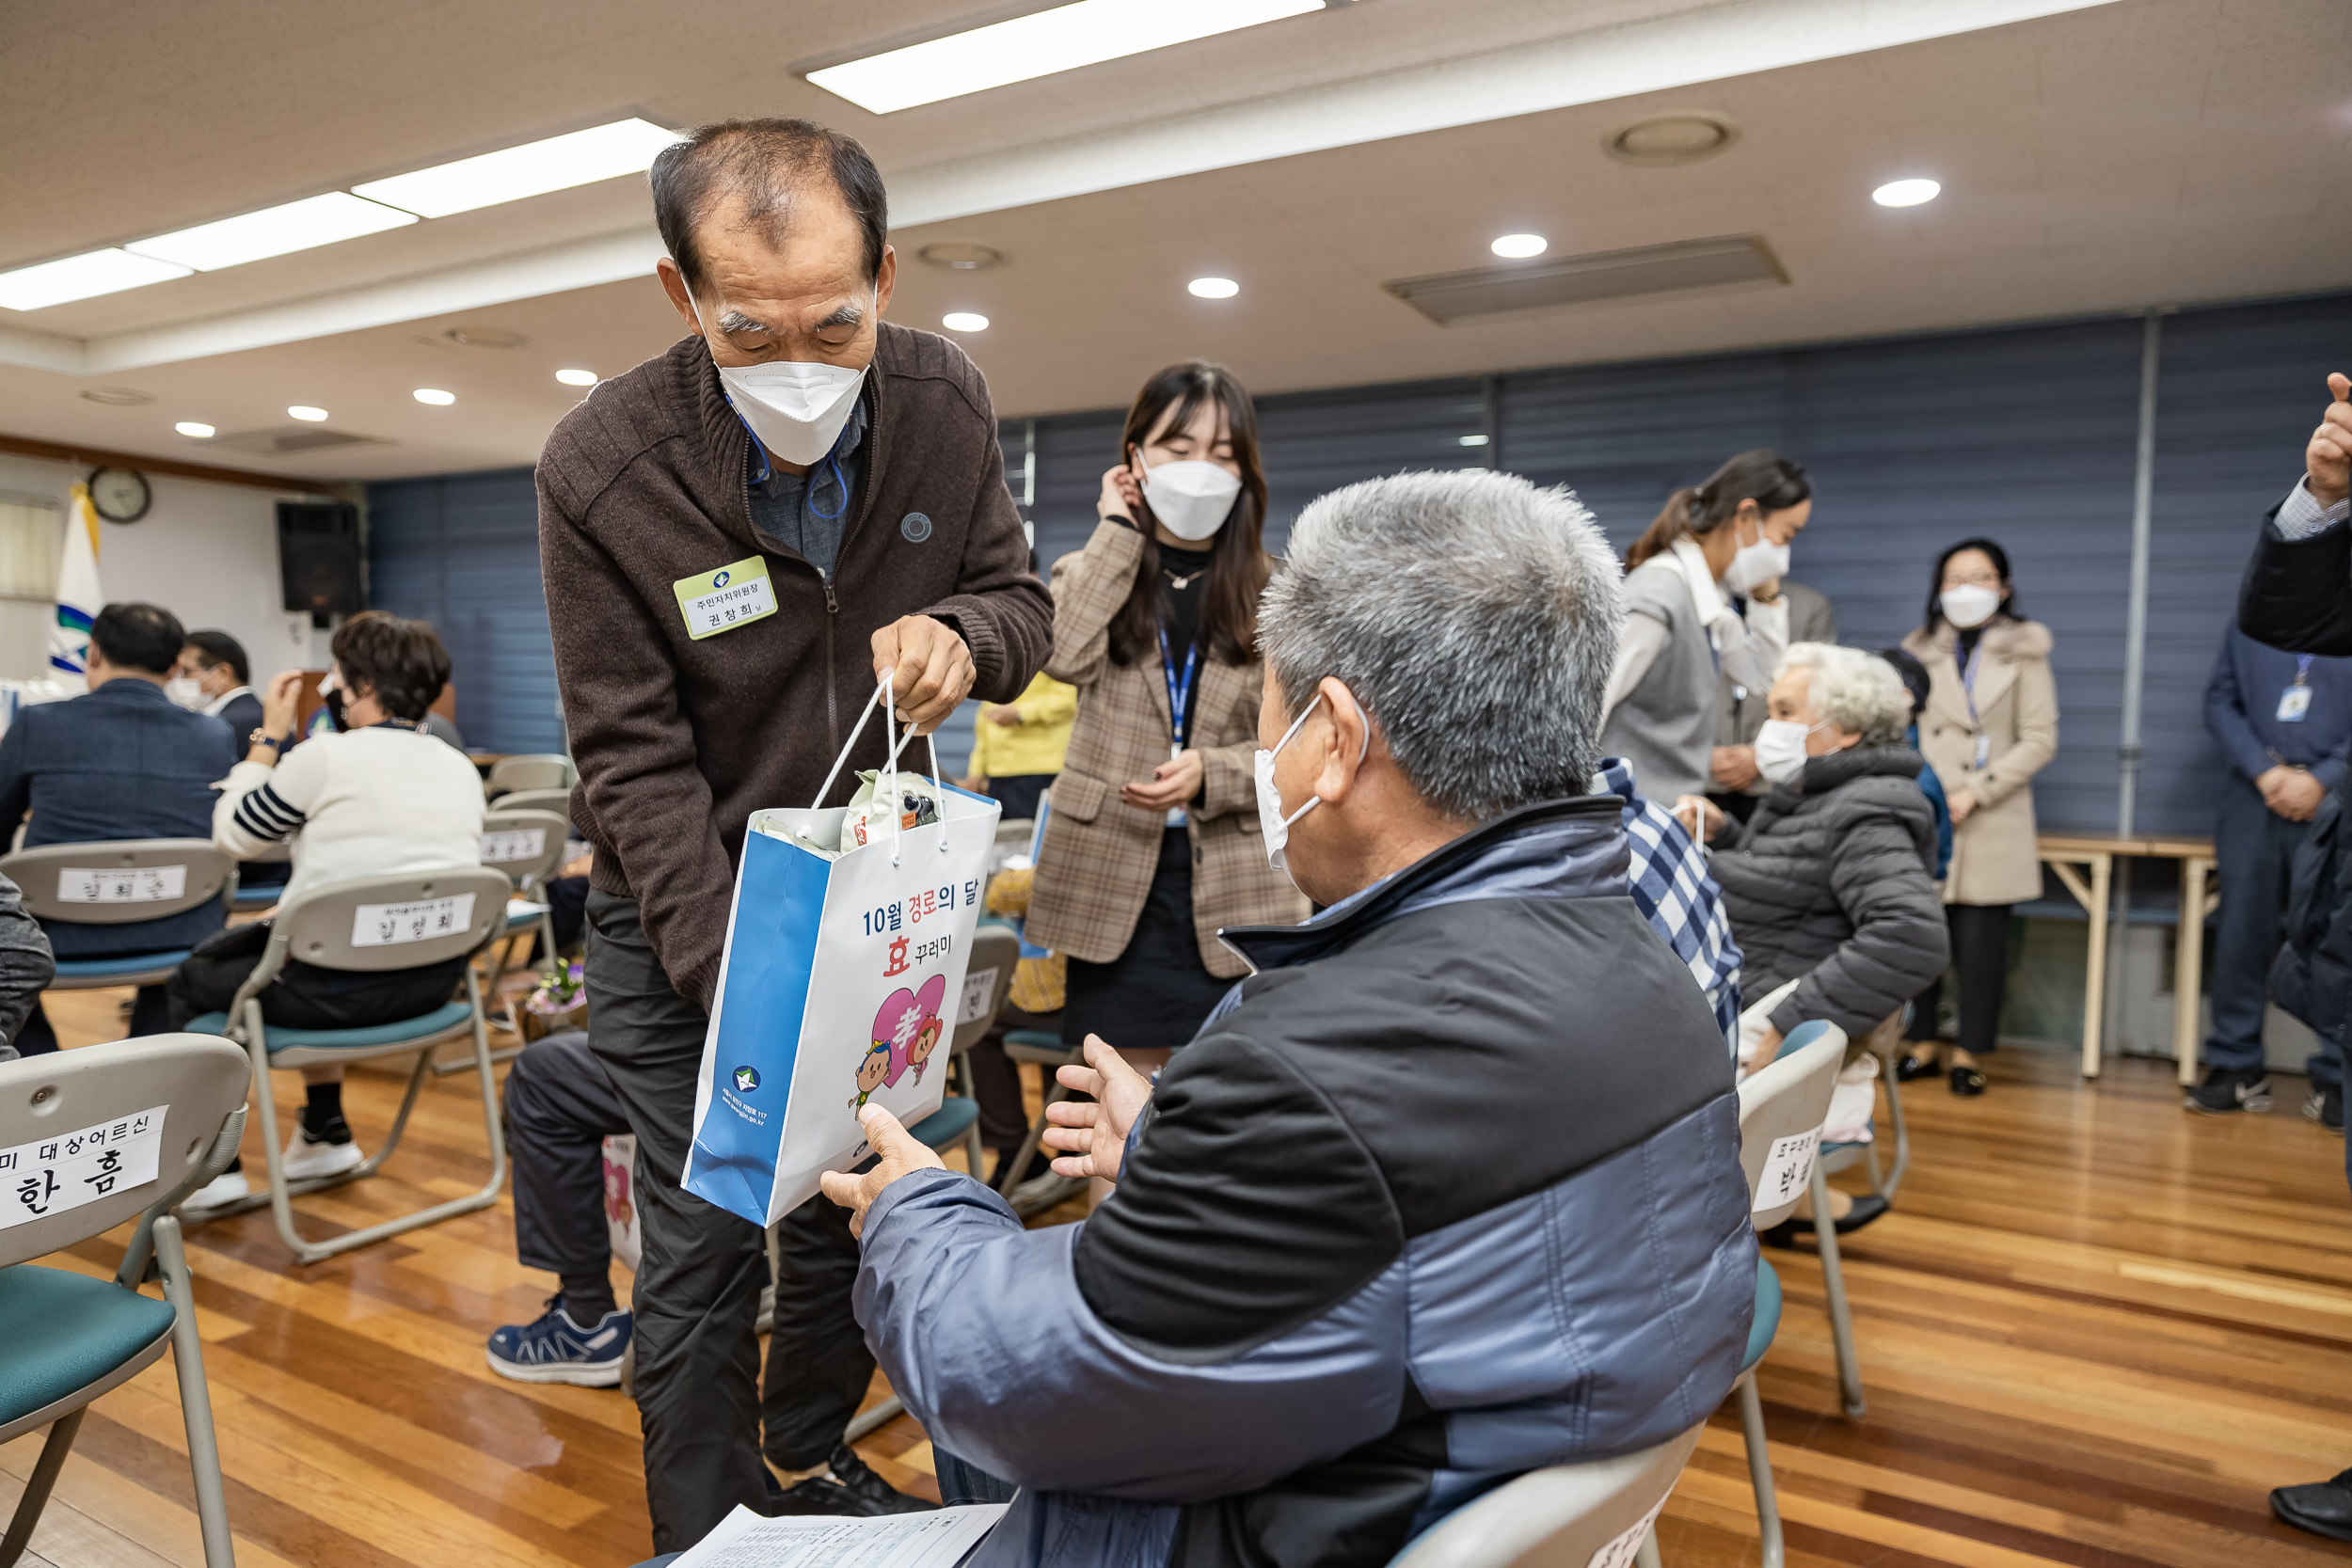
673, 557, 778, 641
2279, 685, 2313, 722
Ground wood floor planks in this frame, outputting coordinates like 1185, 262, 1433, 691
24, 987, 2352, 1565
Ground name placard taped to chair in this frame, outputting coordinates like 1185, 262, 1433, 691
1586, 1494, 1672, 1568
1752, 1128, 1820, 1213
352, 894, 477, 948
57, 865, 185, 904
685, 718, 1001, 1227
0, 1105, 166, 1229
957, 968, 998, 1026
482, 828, 547, 863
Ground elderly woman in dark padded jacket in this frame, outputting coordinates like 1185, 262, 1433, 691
1677, 642, 1948, 1242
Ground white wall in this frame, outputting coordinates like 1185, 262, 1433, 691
0, 452, 321, 685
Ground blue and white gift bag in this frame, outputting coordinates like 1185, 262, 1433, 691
685, 684, 1000, 1226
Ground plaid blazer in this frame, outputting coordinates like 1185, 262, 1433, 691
1024, 520, 1308, 976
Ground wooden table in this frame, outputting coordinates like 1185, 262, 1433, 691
2033, 832, 2217, 1081
2143, 833, 2217, 1087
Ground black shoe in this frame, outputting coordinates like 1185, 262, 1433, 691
828, 1445, 936, 1515
2307, 1083, 2345, 1135
2183, 1065, 2270, 1115
2272, 1469, 2352, 1544
763, 1474, 866, 1517
1894, 1051, 1939, 1082
1757, 1195, 1890, 1249
1949, 1066, 1986, 1097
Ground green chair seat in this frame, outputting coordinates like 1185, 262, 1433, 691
1744, 1258, 1781, 1373
53, 950, 192, 980
0, 1265, 175, 1426
908, 1098, 980, 1150
185, 999, 475, 1053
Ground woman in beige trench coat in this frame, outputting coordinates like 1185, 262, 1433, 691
1897, 538, 2058, 1095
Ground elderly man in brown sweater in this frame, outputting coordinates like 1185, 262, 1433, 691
536, 117, 1051, 1549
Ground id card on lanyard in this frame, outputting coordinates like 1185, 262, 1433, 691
1962, 643, 1990, 770
1158, 626, 1199, 827
2280, 655, 2314, 722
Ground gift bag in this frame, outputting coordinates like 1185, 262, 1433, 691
601, 1133, 641, 1273
685, 681, 1001, 1226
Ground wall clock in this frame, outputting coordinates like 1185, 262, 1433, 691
87, 466, 152, 523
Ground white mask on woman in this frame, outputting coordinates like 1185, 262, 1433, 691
1138, 447, 1242, 542
1940, 584, 2002, 629
1754, 718, 1828, 785
1722, 515, 1791, 596
691, 293, 871, 467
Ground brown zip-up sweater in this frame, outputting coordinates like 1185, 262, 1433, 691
536, 324, 1052, 1010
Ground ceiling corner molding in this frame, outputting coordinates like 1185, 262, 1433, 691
0, 325, 87, 376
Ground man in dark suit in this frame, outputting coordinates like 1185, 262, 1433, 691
0, 603, 237, 1053
182, 629, 263, 739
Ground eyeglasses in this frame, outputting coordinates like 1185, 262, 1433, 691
1942, 569, 2002, 589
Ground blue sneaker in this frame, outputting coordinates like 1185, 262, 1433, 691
486, 1296, 631, 1386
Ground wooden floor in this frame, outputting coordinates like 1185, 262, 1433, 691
11, 988, 2352, 1567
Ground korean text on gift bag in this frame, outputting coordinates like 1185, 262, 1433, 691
684, 680, 1000, 1226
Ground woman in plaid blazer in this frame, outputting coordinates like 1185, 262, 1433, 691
1025, 363, 1308, 1056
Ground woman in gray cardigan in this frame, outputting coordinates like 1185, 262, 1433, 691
1677, 643, 1948, 1243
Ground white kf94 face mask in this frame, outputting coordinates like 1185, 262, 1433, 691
1254, 689, 1370, 876
1138, 448, 1243, 542
692, 293, 870, 467
1722, 515, 1792, 597
1753, 717, 1828, 785
1939, 584, 2002, 629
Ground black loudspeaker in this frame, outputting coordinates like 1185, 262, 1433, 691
277, 502, 363, 624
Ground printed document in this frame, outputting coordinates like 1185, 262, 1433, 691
669, 1503, 1007, 1568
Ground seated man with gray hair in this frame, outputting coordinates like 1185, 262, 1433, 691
820, 469, 1757, 1568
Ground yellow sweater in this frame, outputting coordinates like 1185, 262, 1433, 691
968, 673, 1075, 779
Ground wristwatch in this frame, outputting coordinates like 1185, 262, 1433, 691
248, 729, 289, 755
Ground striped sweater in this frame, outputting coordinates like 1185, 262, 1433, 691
213, 726, 483, 910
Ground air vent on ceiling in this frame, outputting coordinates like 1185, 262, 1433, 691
1385, 235, 1786, 325
213, 425, 394, 456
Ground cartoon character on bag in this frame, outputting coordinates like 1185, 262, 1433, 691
906, 1016, 945, 1085
850, 1042, 891, 1112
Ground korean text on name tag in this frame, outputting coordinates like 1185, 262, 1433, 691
956, 968, 999, 1026
58, 864, 187, 904
685, 576, 777, 637
482, 828, 547, 863
1751, 1128, 1820, 1214
0, 1105, 167, 1230
351, 893, 477, 948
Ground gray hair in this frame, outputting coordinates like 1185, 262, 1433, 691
1258, 469, 1624, 822
1778, 643, 1912, 747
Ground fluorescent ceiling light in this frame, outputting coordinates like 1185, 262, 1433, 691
1188, 277, 1238, 298
288, 405, 328, 422
175, 421, 215, 438
1872, 178, 1940, 208
555, 368, 599, 387
809, 0, 1325, 116
0, 248, 191, 311
355, 119, 684, 219
127, 193, 416, 272
1458, 434, 1490, 447
942, 311, 989, 332
413, 388, 455, 405
1490, 234, 1548, 259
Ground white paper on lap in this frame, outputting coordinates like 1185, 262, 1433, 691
669, 1502, 1008, 1567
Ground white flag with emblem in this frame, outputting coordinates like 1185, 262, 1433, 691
47, 486, 102, 687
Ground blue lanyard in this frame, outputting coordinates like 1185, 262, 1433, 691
1157, 626, 1199, 750
1961, 642, 1983, 722
2296, 654, 2315, 687
734, 408, 850, 519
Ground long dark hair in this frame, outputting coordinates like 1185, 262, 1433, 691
1922, 537, 2020, 634
1107, 361, 1274, 667
1626, 449, 1811, 568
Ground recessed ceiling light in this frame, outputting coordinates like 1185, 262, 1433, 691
1872, 179, 1941, 208
175, 421, 215, 438
126, 192, 417, 272
354, 119, 684, 219
0, 249, 191, 311
1490, 234, 1547, 260
413, 388, 455, 405
287, 405, 329, 422
1604, 114, 1738, 167
942, 311, 990, 332
917, 242, 1006, 271
1459, 434, 1490, 447
808, 0, 1323, 115
555, 368, 599, 387
1188, 277, 1238, 299
78, 387, 156, 406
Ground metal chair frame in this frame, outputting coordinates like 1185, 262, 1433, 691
1388, 1420, 1699, 1568
0, 1034, 251, 1567
484, 754, 575, 800
994, 1029, 1089, 1215
2, 839, 235, 990
184, 868, 513, 1265
429, 808, 569, 1079
1733, 1022, 1847, 1568
486, 786, 573, 817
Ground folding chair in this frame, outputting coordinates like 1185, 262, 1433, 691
0, 1032, 251, 1568
230, 838, 292, 911
1732, 1021, 1845, 1568
487, 786, 573, 818
1, 839, 234, 995
429, 807, 568, 1078
485, 753, 575, 800
180, 867, 513, 1265
1389, 1420, 1703, 1568
995, 1027, 1089, 1216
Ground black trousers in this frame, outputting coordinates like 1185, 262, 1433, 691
1905, 904, 2013, 1056
14, 986, 168, 1055
162, 920, 467, 1033
583, 890, 869, 1552
504, 1029, 633, 1276
984, 772, 1052, 825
